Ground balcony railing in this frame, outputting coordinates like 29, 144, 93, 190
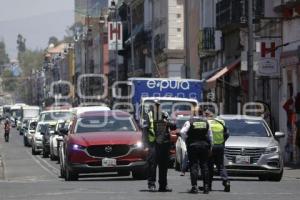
216, 0, 264, 30
198, 27, 222, 56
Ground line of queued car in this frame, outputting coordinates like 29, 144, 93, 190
21, 106, 148, 181
19, 104, 286, 182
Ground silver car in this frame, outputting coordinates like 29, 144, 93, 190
218, 115, 285, 181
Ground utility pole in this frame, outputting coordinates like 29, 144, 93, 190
151, 0, 155, 76
110, 0, 119, 82
248, 0, 254, 102
130, 3, 135, 75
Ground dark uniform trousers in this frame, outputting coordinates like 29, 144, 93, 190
187, 141, 210, 187
208, 144, 228, 184
147, 143, 170, 188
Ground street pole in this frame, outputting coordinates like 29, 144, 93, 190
115, 7, 119, 82
130, 3, 135, 75
248, 0, 254, 102
151, 0, 155, 76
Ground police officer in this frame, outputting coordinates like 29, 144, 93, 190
144, 101, 174, 192
206, 113, 230, 192
180, 109, 213, 194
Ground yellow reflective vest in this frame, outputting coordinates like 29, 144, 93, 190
208, 119, 226, 145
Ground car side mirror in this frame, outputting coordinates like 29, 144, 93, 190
274, 131, 285, 139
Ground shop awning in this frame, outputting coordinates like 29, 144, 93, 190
206, 59, 241, 89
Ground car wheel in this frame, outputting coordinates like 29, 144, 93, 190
42, 149, 49, 158
32, 146, 37, 155
117, 170, 130, 176
65, 167, 78, 181
50, 152, 56, 161
132, 167, 147, 180
24, 137, 28, 147
59, 155, 65, 178
268, 170, 283, 182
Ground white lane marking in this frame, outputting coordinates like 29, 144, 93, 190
32, 151, 60, 175
7, 190, 127, 199
25, 150, 57, 178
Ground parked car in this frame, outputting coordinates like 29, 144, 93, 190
219, 115, 285, 181
31, 122, 47, 155
19, 119, 29, 135
60, 110, 148, 181
23, 119, 38, 147
49, 120, 70, 161
41, 122, 57, 158
39, 110, 73, 122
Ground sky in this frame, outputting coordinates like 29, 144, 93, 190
0, 0, 74, 59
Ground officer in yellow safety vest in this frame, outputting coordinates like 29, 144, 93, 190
206, 111, 230, 192
143, 101, 175, 192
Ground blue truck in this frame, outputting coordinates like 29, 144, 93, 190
128, 78, 203, 125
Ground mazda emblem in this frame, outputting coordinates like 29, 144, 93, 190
105, 146, 112, 153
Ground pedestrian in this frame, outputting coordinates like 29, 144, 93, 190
206, 112, 230, 192
180, 108, 212, 194
3, 117, 11, 142
143, 100, 175, 192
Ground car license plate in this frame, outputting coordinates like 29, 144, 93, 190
235, 156, 250, 164
102, 158, 116, 167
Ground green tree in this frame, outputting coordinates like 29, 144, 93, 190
18, 49, 44, 76
17, 34, 26, 60
1, 69, 17, 92
0, 40, 10, 66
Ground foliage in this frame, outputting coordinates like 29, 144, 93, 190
18, 49, 44, 76
1, 69, 18, 92
0, 40, 10, 66
17, 34, 26, 54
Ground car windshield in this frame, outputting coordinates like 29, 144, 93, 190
43, 112, 72, 121
75, 116, 136, 133
48, 124, 57, 132
176, 118, 190, 129
223, 119, 270, 137
30, 122, 37, 130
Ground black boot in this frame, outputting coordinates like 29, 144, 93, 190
189, 186, 199, 194
223, 180, 230, 192
203, 184, 209, 194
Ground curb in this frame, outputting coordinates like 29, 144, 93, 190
0, 155, 4, 180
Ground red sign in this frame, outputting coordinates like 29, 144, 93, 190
261, 42, 276, 58
109, 23, 121, 40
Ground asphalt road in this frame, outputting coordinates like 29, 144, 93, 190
1, 128, 300, 200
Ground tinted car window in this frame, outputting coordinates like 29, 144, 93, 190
223, 119, 269, 137
75, 116, 136, 133
176, 118, 189, 129
30, 122, 37, 130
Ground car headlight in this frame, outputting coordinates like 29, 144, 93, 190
265, 146, 279, 154
133, 141, 144, 149
72, 144, 86, 151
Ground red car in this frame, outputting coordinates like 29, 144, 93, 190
61, 110, 148, 181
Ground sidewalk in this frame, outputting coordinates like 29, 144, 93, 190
284, 163, 300, 180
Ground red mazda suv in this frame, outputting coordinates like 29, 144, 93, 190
61, 110, 148, 181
